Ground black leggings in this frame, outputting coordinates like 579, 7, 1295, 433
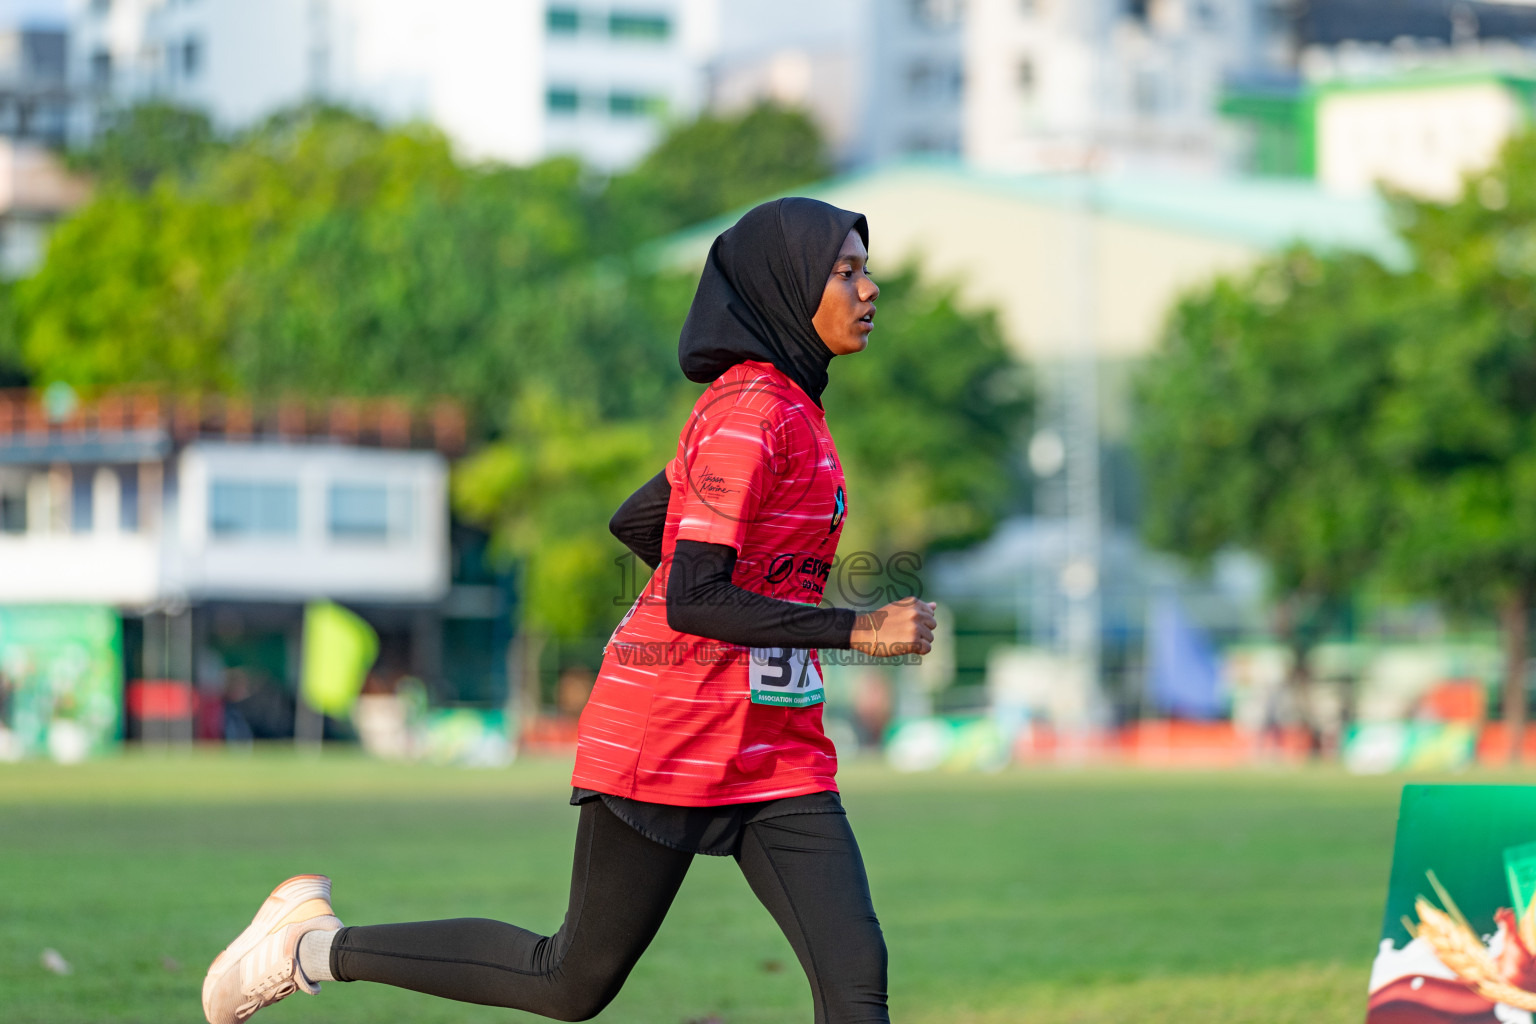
329, 798, 889, 1023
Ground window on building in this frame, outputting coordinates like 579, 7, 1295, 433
608, 91, 662, 117
907, 58, 961, 100
210, 480, 298, 538
119, 466, 139, 533
546, 87, 580, 115
71, 469, 93, 534
904, 132, 942, 153
547, 6, 580, 34
907, 60, 934, 97
1133, 68, 1160, 115
328, 483, 412, 542
608, 12, 669, 40
910, 0, 961, 27
183, 36, 202, 78
90, 49, 111, 87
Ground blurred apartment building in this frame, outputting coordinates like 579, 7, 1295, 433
0, 15, 87, 277
963, 0, 1295, 176
0, 19, 69, 144
1223, 0, 1536, 199
68, 0, 703, 167
703, 0, 964, 164
1225, 62, 1536, 199
0, 391, 512, 741
65, 0, 962, 169
962, 0, 1536, 190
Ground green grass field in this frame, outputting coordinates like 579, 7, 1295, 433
0, 752, 1477, 1023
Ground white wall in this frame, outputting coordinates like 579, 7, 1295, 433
1315, 81, 1525, 200
0, 442, 448, 606
0, 532, 161, 603
172, 442, 449, 603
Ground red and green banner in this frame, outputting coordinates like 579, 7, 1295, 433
1368, 785, 1536, 1022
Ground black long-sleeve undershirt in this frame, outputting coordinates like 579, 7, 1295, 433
608, 470, 670, 571
608, 474, 855, 650
666, 539, 856, 649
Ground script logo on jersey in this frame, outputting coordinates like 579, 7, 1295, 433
829, 486, 846, 535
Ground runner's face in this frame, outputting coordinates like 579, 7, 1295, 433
811, 229, 878, 356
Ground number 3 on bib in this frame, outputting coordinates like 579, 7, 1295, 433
748, 647, 825, 707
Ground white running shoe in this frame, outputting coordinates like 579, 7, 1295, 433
201, 874, 342, 1024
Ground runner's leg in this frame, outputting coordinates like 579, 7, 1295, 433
735, 810, 889, 1024
329, 798, 693, 1021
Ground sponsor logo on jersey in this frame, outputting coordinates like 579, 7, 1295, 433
764, 552, 833, 596
829, 486, 846, 535
765, 553, 795, 584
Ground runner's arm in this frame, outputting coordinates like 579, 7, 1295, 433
609, 469, 670, 570
666, 539, 856, 649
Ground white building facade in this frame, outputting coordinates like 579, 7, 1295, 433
0, 409, 450, 607
705, 0, 964, 165
964, 0, 1291, 176
68, 0, 704, 168
67, 0, 965, 170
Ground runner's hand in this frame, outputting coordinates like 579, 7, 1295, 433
850, 597, 937, 658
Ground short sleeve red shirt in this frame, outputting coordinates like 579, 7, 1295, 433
571, 361, 849, 805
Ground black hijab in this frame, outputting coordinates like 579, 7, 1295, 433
678, 197, 869, 407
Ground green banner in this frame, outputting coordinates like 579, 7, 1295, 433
1368, 785, 1536, 1020
0, 605, 123, 761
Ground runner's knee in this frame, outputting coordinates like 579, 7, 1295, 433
844, 920, 887, 986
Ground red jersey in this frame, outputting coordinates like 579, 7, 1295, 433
571, 361, 849, 805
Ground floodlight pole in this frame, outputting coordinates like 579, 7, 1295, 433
1059, 0, 1104, 718
1059, 165, 1103, 711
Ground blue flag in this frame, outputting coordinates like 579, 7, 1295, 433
1146, 595, 1223, 719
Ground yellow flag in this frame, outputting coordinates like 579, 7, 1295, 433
301, 601, 379, 717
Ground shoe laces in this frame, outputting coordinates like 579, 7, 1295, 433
236, 958, 298, 1019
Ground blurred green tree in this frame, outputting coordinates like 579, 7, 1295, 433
0, 281, 25, 387
16, 107, 471, 396
828, 264, 1029, 561
606, 103, 830, 241
1372, 138, 1536, 757
453, 386, 681, 655
1136, 248, 1402, 740
16, 184, 247, 390
67, 101, 221, 190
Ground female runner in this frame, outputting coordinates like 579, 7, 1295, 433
202, 197, 937, 1024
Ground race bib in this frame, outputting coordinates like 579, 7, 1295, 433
748, 647, 825, 707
